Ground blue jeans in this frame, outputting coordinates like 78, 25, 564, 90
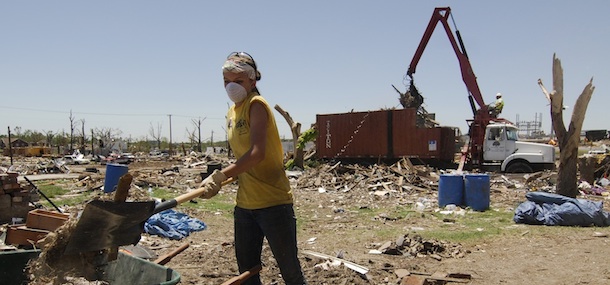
234, 204, 307, 285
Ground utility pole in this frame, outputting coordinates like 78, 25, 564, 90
168, 114, 173, 155
91, 129, 94, 156
192, 117, 205, 152
198, 120, 202, 152
8, 126, 13, 165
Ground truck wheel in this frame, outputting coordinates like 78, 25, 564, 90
506, 162, 533, 173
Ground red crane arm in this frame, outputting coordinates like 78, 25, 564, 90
407, 7, 488, 111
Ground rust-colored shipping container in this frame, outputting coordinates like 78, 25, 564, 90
316, 108, 456, 162
316, 110, 390, 158
391, 109, 456, 161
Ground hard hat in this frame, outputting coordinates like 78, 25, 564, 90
496, 93, 502, 98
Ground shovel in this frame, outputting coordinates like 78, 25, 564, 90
63, 178, 234, 255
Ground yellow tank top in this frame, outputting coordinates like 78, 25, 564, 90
227, 92, 293, 209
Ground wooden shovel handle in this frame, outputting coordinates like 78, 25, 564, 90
154, 242, 190, 265
154, 177, 235, 214
221, 264, 262, 285
174, 177, 235, 205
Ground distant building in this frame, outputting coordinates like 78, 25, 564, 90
206, 146, 227, 154
281, 141, 315, 154
0, 138, 29, 149
0, 138, 51, 157
100, 139, 128, 155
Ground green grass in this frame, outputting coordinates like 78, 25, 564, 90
37, 183, 69, 198
51, 195, 92, 206
35, 183, 238, 219
177, 195, 235, 213
150, 187, 175, 201
198, 195, 235, 212
35, 182, 94, 208
423, 208, 518, 242
151, 187, 235, 217
336, 203, 524, 244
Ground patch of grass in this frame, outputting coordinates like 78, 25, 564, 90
36, 183, 96, 208
179, 195, 235, 213
200, 195, 235, 212
156, 189, 235, 218
353, 206, 377, 218
51, 195, 92, 207
423, 208, 517, 242
37, 184, 69, 198
151, 187, 175, 200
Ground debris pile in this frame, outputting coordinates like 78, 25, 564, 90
369, 233, 466, 260
27, 217, 100, 284
0, 171, 36, 222
296, 159, 436, 194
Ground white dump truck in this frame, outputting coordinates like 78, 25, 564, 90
482, 123, 556, 173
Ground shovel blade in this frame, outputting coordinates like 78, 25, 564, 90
64, 200, 156, 255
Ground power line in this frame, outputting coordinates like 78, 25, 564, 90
0, 105, 223, 119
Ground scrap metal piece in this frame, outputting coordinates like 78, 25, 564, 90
64, 200, 155, 255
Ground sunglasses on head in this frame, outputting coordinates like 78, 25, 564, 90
227, 52, 257, 70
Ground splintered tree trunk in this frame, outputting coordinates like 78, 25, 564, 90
557, 153, 579, 197
547, 54, 595, 198
274, 104, 303, 169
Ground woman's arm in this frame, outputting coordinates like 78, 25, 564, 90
221, 101, 268, 178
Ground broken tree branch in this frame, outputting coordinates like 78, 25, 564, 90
274, 104, 303, 168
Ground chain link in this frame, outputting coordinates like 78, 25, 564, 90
333, 111, 371, 159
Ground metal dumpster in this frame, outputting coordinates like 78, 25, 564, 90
0, 249, 181, 285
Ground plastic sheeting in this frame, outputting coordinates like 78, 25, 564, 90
144, 208, 207, 240
514, 191, 610, 227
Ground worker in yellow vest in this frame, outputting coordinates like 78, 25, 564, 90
488, 93, 504, 117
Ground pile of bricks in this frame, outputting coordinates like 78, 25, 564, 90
0, 172, 38, 223
5, 209, 70, 246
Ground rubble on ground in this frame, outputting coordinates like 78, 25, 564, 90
2, 150, 610, 284
369, 233, 467, 260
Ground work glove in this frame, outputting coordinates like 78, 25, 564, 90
199, 170, 227, 199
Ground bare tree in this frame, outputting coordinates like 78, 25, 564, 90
23, 129, 45, 143
12, 126, 22, 137
93, 127, 122, 154
54, 129, 69, 154
539, 54, 595, 198
94, 127, 120, 143
189, 117, 205, 152
69, 110, 76, 153
79, 119, 86, 154
149, 122, 163, 150
185, 127, 197, 147
43, 130, 54, 146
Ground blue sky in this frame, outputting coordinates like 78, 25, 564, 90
1, 1, 607, 143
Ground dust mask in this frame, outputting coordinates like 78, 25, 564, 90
225, 82, 248, 103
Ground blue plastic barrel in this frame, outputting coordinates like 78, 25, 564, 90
104, 164, 129, 193
438, 174, 464, 208
464, 174, 490, 211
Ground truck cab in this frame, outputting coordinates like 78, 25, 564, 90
482, 123, 556, 173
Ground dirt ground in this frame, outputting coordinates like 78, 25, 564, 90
7, 157, 610, 285
122, 161, 610, 285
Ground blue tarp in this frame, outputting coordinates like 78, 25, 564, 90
513, 191, 610, 227
144, 208, 207, 240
